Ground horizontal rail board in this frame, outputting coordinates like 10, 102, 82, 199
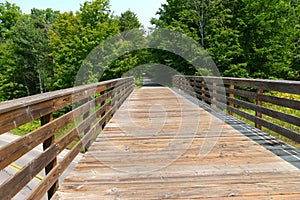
52, 87, 300, 199
227, 97, 300, 127
27, 84, 134, 200
211, 92, 300, 128
0, 83, 126, 170
227, 106, 300, 143
173, 75, 300, 143
0, 77, 134, 199
225, 88, 300, 110
181, 76, 300, 94
0, 79, 125, 135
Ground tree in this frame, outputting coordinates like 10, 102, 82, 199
11, 10, 55, 95
150, 0, 215, 75
235, 0, 298, 79
0, 1, 24, 100
0, 41, 27, 100
118, 10, 142, 32
49, 0, 120, 89
102, 10, 144, 80
79, 0, 111, 26
0, 1, 21, 40
151, 0, 300, 79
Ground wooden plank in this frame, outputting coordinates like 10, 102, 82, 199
255, 88, 263, 129
27, 84, 134, 200
225, 87, 300, 110
0, 77, 133, 135
0, 78, 128, 113
0, 80, 134, 170
227, 106, 300, 143
41, 113, 58, 199
227, 97, 300, 127
54, 87, 300, 199
222, 77, 300, 94
0, 77, 134, 200
180, 75, 300, 95
0, 96, 114, 199
229, 84, 234, 115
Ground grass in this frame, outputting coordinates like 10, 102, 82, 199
10, 119, 80, 150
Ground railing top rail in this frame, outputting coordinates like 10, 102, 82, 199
175, 75, 300, 85
0, 77, 135, 200
174, 75, 300, 94
0, 77, 133, 114
173, 75, 300, 143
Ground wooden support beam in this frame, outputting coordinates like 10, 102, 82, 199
255, 88, 263, 130
41, 113, 58, 200
229, 84, 234, 116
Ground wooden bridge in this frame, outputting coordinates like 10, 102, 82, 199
0, 76, 300, 199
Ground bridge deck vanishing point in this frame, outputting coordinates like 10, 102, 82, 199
53, 87, 300, 199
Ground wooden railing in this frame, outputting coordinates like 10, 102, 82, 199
0, 77, 134, 200
173, 75, 300, 143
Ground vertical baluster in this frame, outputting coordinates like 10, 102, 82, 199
212, 81, 217, 108
255, 88, 263, 130
229, 84, 234, 116
41, 113, 58, 200
201, 79, 205, 103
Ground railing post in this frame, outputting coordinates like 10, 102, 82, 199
181, 77, 184, 91
255, 88, 263, 130
83, 98, 91, 151
180, 76, 183, 91
172, 76, 177, 89
41, 113, 58, 200
97, 90, 106, 130
193, 79, 197, 98
189, 78, 193, 96
212, 81, 217, 108
183, 78, 189, 94
229, 84, 234, 116
201, 79, 205, 103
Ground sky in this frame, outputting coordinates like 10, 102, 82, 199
2, 0, 166, 29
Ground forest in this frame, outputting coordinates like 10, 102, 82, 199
0, 0, 299, 101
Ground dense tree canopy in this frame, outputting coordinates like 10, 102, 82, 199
0, 0, 299, 101
151, 0, 300, 79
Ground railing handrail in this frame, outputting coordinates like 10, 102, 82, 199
0, 77, 135, 200
0, 78, 129, 114
173, 75, 300, 143
175, 75, 300, 94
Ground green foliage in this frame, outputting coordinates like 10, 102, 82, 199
49, 0, 123, 90
10, 120, 40, 136
11, 12, 54, 95
1, 0, 299, 102
0, 1, 21, 39
79, 0, 110, 26
0, 41, 27, 100
151, 0, 300, 80
0, 0, 145, 101
118, 10, 141, 32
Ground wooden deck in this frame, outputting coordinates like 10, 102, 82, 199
53, 87, 300, 199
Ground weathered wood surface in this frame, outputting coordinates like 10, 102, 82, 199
0, 77, 134, 200
53, 87, 300, 199
174, 76, 300, 143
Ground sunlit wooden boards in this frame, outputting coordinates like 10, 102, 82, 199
53, 87, 300, 199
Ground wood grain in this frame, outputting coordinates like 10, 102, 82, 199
0, 77, 134, 200
53, 87, 300, 199
175, 75, 300, 143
